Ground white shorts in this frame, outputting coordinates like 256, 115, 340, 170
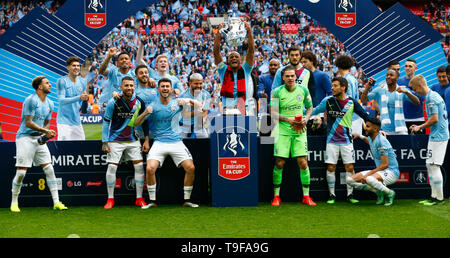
106, 141, 143, 164
359, 169, 398, 186
15, 136, 52, 167
57, 124, 85, 141
324, 143, 355, 164
147, 141, 193, 168
426, 140, 448, 165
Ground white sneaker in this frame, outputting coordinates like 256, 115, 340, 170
182, 201, 199, 208
141, 202, 158, 209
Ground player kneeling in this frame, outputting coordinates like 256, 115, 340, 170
347, 118, 399, 206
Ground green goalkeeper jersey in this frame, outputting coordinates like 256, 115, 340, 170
271, 84, 313, 136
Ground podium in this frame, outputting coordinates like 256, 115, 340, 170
209, 115, 259, 207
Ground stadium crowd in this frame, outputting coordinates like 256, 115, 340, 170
1, 0, 449, 136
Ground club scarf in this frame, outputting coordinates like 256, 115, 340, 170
220, 65, 246, 100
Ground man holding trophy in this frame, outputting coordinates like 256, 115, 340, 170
213, 15, 255, 116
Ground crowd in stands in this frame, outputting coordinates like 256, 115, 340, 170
83, 0, 353, 114
1, 0, 449, 136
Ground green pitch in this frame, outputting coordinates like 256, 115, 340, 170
83, 123, 102, 140
1, 200, 449, 238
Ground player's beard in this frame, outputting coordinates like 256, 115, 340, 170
290, 60, 300, 67
367, 129, 378, 139
333, 91, 344, 99
138, 78, 148, 87
42, 86, 51, 94
123, 91, 133, 99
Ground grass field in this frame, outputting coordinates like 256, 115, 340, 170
1, 200, 449, 238
83, 123, 102, 140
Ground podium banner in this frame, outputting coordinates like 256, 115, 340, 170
210, 116, 259, 207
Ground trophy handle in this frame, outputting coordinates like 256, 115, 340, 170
219, 18, 229, 34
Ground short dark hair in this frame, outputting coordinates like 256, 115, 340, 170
66, 56, 80, 67
301, 51, 317, 66
335, 55, 354, 70
281, 65, 296, 77
437, 66, 447, 74
406, 58, 416, 64
367, 117, 381, 128
117, 51, 130, 59
331, 77, 348, 92
158, 78, 172, 87
287, 45, 301, 56
386, 60, 400, 69
135, 64, 148, 75
32, 76, 47, 90
121, 76, 134, 83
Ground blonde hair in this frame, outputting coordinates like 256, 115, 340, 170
409, 74, 427, 88
155, 54, 169, 64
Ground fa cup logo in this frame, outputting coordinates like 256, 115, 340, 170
338, 0, 353, 12
223, 130, 245, 156
84, 0, 106, 29
88, 0, 103, 12
335, 0, 356, 28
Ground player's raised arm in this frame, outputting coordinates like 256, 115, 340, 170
136, 35, 149, 66
213, 23, 224, 66
134, 105, 153, 127
99, 47, 117, 76
244, 20, 254, 66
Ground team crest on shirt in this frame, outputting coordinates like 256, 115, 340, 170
335, 0, 356, 28
84, 0, 106, 28
171, 103, 178, 112
297, 94, 303, 102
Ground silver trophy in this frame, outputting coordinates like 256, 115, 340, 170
219, 11, 247, 47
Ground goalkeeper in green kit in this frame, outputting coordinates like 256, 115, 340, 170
270, 65, 316, 206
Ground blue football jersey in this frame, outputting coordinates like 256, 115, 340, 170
368, 134, 400, 178
425, 90, 449, 142
148, 98, 183, 143
16, 94, 54, 139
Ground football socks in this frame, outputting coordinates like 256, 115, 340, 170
106, 164, 118, 199
133, 162, 145, 199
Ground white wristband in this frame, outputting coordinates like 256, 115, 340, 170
359, 135, 366, 140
